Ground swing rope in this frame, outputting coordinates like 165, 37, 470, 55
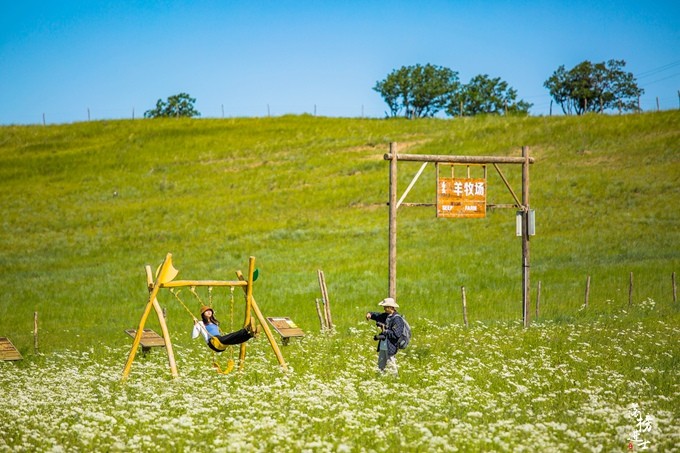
189, 286, 203, 305
170, 289, 198, 322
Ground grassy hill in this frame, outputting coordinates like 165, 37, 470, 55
0, 112, 678, 352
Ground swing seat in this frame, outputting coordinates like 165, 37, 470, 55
208, 336, 228, 352
125, 329, 166, 353
0, 337, 22, 361
267, 317, 305, 345
213, 359, 235, 374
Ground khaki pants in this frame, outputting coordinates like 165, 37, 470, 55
378, 351, 398, 375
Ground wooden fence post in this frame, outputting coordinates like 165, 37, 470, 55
672, 272, 677, 303
461, 286, 468, 328
33, 311, 39, 353
629, 272, 634, 307
535, 281, 541, 318
584, 276, 591, 308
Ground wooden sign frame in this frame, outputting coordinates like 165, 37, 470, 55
384, 144, 535, 327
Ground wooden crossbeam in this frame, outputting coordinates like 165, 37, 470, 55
0, 337, 22, 361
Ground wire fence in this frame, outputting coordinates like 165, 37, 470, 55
12, 90, 680, 126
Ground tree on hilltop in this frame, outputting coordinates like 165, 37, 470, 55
544, 60, 643, 115
446, 74, 532, 116
375, 64, 531, 118
144, 93, 201, 118
373, 64, 460, 118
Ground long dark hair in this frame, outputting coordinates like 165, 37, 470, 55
201, 311, 220, 326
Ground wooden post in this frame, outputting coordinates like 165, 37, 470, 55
673, 272, 677, 303
145, 264, 177, 378
33, 311, 38, 353
629, 272, 634, 307
388, 142, 398, 300
317, 270, 333, 331
249, 299, 287, 371
239, 256, 256, 371
584, 276, 591, 308
461, 286, 468, 327
521, 146, 531, 327
535, 281, 541, 319
235, 270, 288, 372
122, 253, 174, 380
315, 298, 326, 331
154, 299, 177, 377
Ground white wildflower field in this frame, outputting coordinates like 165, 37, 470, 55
1, 310, 678, 452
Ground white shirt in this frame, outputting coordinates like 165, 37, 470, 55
191, 321, 211, 343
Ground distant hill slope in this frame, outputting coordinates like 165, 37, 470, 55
0, 112, 678, 351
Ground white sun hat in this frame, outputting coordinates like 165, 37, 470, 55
378, 297, 399, 308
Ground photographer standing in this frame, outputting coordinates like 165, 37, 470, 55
365, 297, 404, 376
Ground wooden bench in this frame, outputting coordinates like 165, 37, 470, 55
0, 337, 22, 361
266, 317, 305, 345
125, 329, 166, 353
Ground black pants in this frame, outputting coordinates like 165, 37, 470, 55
207, 328, 253, 352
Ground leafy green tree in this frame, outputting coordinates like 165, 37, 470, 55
446, 74, 532, 116
374, 64, 460, 118
144, 92, 201, 118
544, 60, 643, 115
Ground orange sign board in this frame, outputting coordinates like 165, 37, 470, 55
437, 177, 486, 218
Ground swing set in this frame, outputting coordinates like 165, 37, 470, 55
121, 253, 288, 380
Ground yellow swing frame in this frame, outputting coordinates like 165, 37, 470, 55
121, 253, 288, 380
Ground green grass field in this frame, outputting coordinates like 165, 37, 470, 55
0, 112, 678, 451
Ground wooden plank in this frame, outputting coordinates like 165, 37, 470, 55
125, 329, 166, 348
0, 337, 22, 361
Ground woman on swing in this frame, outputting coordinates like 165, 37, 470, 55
192, 305, 258, 352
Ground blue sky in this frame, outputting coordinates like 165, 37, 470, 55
1, 1, 678, 124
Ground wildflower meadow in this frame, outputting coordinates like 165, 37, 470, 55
2, 304, 678, 452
